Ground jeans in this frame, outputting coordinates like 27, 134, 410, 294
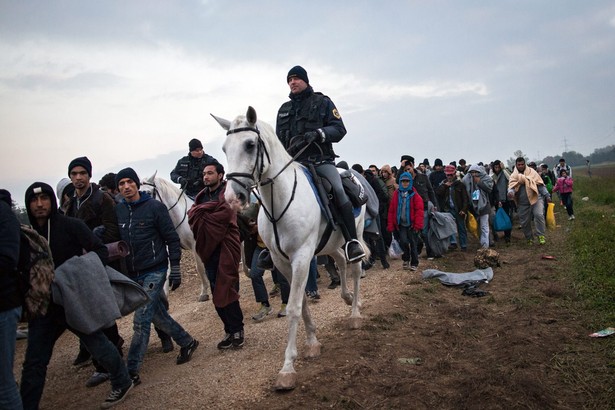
249, 246, 269, 303
398, 226, 419, 266
477, 213, 490, 248
21, 303, 131, 410
561, 192, 574, 216
448, 210, 468, 249
306, 257, 318, 293
127, 268, 193, 374
0, 306, 22, 410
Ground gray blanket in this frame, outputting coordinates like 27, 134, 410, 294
52, 252, 149, 334
422, 267, 493, 286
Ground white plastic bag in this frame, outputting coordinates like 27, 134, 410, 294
388, 238, 403, 260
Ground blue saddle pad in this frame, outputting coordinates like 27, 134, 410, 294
301, 166, 361, 217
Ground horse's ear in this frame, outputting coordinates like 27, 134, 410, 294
152, 170, 158, 179
246, 106, 257, 126
210, 113, 230, 131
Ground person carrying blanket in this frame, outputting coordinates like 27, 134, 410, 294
507, 156, 551, 245
188, 160, 244, 350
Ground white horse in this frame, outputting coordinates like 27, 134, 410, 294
213, 106, 367, 390
141, 173, 210, 302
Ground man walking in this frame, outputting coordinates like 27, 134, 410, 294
115, 168, 199, 385
170, 138, 216, 199
20, 182, 133, 409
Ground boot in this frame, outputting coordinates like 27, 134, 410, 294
339, 202, 366, 263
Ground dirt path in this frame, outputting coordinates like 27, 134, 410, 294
14, 207, 614, 409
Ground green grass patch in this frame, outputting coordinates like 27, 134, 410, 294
567, 170, 615, 326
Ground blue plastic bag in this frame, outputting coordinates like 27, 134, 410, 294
494, 207, 512, 232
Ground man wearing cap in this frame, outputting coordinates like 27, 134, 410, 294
171, 138, 216, 199
435, 165, 469, 250
115, 168, 199, 384
20, 182, 134, 409
428, 159, 447, 196
275, 65, 365, 263
65, 156, 124, 387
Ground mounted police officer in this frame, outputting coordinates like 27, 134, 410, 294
275, 65, 365, 263
170, 138, 216, 199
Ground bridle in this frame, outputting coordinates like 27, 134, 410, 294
225, 125, 310, 259
141, 179, 189, 230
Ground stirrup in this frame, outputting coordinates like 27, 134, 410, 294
344, 239, 366, 263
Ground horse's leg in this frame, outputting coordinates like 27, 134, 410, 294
347, 261, 363, 329
331, 250, 353, 306
275, 257, 310, 391
193, 248, 210, 302
302, 292, 321, 358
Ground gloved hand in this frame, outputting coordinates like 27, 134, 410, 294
178, 177, 188, 189
92, 225, 106, 239
169, 265, 182, 291
303, 131, 320, 145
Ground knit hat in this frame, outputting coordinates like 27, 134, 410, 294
400, 172, 412, 181
398, 172, 414, 192
0, 189, 11, 206
336, 160, 349, 170
56, 178, 74, 201
68, 156, 92, 177
115, 167, 140, 188
25, 182, 58, 225
400, 155, 414, 164
444, 165, 456, 175
434, 158, 443, 167
287, 65, 309, 84
422, 158, 430, 166
189, 138, 203, 151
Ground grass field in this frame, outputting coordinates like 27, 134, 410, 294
569, 163, 615, 327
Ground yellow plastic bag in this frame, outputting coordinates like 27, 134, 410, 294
466, 213, 478, 238
546, 202, 556, 230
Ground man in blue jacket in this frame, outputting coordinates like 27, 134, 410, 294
115, 168, 198, 385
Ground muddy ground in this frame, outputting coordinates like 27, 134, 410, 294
13, 204, 614, 409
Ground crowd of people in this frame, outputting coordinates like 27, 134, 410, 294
1, 65, 576, 409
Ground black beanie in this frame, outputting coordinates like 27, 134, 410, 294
434, 158, 443, 167
25, 182, 58, 224
423, 158, 430, 166
189, 138, 203, 151
401, 155, 414, 164
115, 167, 141, 188
68, 156, 92, 177
0, 189, 12, 206
287, 65, 309, 84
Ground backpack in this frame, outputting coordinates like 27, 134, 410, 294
18, 224, 55, 320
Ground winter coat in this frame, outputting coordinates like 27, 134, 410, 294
553, 176, 573, 194
462, 165, 493, 216
115, 192, 181, 275
387, 187, 424, 232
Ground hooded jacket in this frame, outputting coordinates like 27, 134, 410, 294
387, 172, 424, 232
462, 165, 494, 216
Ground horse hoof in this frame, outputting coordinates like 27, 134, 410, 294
274, 372, 297, 391
349, 317, 362, 329
304, 342, 321, 358
342, 294, 353, 306
198, 294, 210, 302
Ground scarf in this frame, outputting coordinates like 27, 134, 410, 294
396, 172, 415, 226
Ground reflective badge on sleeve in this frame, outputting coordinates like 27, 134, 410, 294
332, 108, 341, 119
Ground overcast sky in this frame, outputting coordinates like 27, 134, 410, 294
1, 1, 614, 206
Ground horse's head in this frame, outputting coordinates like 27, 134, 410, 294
212, 106, 279, 208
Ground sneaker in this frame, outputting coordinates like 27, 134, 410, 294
16, 328, 28, 340
100, 382, 133, 409
538, 235, 546, 245
129, 372, 141, 387
382, 260, 390, 269
277, 304, 287, 318
86, 372, 110, 388
402, 261, 410, 270
252, 304, 272, 321
504, 237, 511, 245
344, 240, 366, 263
306, 290, 321, 300
327, 279, 340, 289
256, 249, 274, 270
72, 349, 91, 367
427, 256, 435, 261
410, 265, 418, 271
231, 331, 244, 349
268, 283, 280, 297
527, 239, 534, 245
176, 339, 199, 364
448, 244, 458, 250
571, 215, 575, 220
217, 333, 233, 350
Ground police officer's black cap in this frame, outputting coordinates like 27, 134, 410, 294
287, 66, 309, 84
189, 138, 203, 151
401, 155, 414, 164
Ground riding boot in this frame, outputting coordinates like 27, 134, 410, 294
256, 249, 274, 270
339, 202, 366, 263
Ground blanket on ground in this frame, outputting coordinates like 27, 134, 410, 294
188, 190, 241, 308
422, 267, 493, 286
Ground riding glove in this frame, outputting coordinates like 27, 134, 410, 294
169, 265, 182, 291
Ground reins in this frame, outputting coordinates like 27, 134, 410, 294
225, 125, 312, 260
141, 180, 189, 230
